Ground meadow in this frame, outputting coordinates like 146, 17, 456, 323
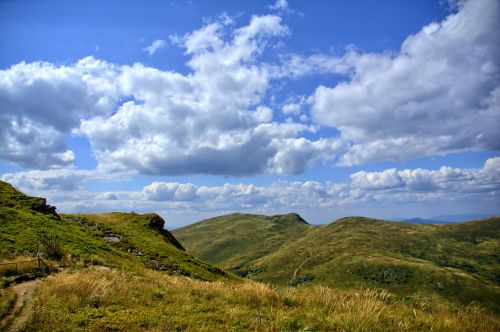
1, 179, 499, 331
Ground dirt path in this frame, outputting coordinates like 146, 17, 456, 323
0, 279, 41, 332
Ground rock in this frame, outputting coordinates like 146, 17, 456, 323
29, 197, 60, 219
145, 213, 165, 230
143, 214, 185, 251
103, 236, 120, 243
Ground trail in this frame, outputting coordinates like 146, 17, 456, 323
0, 279, 41, 332
289, 238, 318, 286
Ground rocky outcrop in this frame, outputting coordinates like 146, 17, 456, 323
28, 197, 60, 220
143, 213, 185, 251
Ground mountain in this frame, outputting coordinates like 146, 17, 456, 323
2, 180, 499, 330
174, 214, 500, 311
431, 213, 497, 222
0, 180, 228, 281
173, 212, 312, 274
401, 217, 448, 224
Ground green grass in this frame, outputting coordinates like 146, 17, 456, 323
174, 214, 500, 312
173, 213, 310, 274
0, 180, 229, 282
0, 286, 16, 319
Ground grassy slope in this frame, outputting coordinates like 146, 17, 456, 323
27, 267, 500, 331
0, 180, 228, 281
175, 214, 500, 311
173, 213, 311, 276
2, 180, 499, 329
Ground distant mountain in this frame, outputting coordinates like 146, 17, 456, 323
390, 214, 499, 224
430, 213, 497, 222
174, 213, 500, 311
401, 217, 449, 224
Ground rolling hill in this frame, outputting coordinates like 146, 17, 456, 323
0, 180, 229, 281
1, 180, 499, 330
174, 214, 500, 311
172, 212, 310, 272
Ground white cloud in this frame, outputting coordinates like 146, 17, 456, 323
2, 158, 497, 226
309, 0, 500, 165
1, 0, 498, 176
281, 96, 308, 116
143, 39, 166, 56
79, 14, 335, 176
0, 57, 120, 169
96, 192, 118, 200
270, 0, 288, 11
0, 168, 115, 192
350, 157, 500, 200
142, 180, 346, 212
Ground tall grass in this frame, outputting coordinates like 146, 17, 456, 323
0, 256, 41, 277
26, 267, 500, 331
0, 287, 16, 319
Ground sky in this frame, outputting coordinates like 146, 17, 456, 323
1, 0, 499, 228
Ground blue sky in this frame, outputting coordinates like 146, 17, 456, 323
1, 0, 499, 227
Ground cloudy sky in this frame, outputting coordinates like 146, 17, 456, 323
1, 0, 499, 228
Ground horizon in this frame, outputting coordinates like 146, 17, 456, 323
1, 0, 499, 228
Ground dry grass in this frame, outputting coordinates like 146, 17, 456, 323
0, 256, 41, 277
26, 267, 500, 331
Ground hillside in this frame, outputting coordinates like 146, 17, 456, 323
0, 180, 228, 281
174, 214, 500, 311
1, 180, 499, 330
173, 212, 312, 276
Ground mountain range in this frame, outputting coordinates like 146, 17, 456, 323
1, 180, 499, 330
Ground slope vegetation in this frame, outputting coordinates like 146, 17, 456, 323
174, 212, 311, 277
0, 180, 228, 281
1, 180, 499, 330
174, 214, 500, 311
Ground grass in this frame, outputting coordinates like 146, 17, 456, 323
0, 286, 16, 319
0, 256, 42, 277
173, 213, 311, 272
74, 213, 231, 281
25, 267, 500, 331
174, 214, 500, 312
2, 180, 500, 329
0, 180, 230, 283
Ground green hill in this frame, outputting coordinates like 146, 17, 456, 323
1, 180, 499, 330
0, 180, 228, 281
174, 214, 500, 311
173, 212, 311, 275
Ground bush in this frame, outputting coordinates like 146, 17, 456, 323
38, 232, 66, 260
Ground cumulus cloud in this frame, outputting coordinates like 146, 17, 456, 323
281, 96, 307, 116
143, 39, 166, 56
2, 158, 496, 226
142, 180, 346, 211
0, 168, 113, 192
310, 0, 500, 165
79, 14, 339, 176
34, 158, 498, 222
0, 57, 120, 169
0, 13, 340, 175
350, 157, 500, 202
1, 0, 498, 176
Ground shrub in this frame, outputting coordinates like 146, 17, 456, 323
37, 232, 66, 260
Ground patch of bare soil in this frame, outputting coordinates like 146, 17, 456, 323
0, 279, 41, 332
